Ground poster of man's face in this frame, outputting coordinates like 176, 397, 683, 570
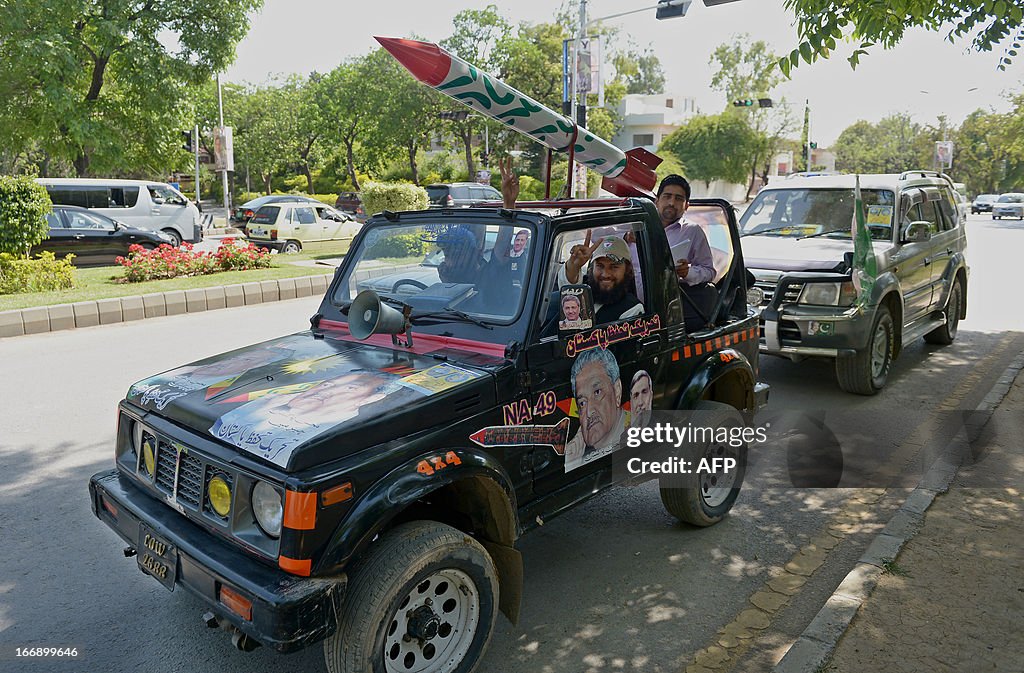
210, 370, 400, 466
512, 230, 530, 256
630, 370, 653, 428
564, 348, 627, 472
559, 285, 593, 331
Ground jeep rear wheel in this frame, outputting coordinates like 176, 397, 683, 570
323, 521, 498, 673
924, 278, 962, 345
835, 305, 894, 395
659, 401, 747, 527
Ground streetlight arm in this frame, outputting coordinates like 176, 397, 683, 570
586, 0, 688, 27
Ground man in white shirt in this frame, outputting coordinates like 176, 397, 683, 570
656, 174, 716, 285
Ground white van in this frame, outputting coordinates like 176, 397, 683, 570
36, 178, 202, 246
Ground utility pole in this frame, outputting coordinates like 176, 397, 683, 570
572, 0, 588, 198
193, 124, 201, 205
217, 74, 229, 217
804, 99, 811, 172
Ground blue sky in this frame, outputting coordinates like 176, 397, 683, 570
224, 0, 1022, 145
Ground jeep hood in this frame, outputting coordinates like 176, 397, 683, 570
126, 332, 497, 470
742, 236, 855, 272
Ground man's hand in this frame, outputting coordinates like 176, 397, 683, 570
566, 229, 602, 284
499, 156, 519, 209
675, 259, 690, 280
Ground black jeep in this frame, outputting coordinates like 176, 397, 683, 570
89, 196, 768, 672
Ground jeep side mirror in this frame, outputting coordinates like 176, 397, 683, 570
901, 221, 931, 243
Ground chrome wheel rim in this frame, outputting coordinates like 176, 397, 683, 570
384, 568, 479, 673
871, 320, 889, 379
701, 438, 739, 508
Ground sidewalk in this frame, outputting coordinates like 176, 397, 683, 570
782, 365, 1024, 672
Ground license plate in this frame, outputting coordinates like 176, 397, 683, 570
248, 227, 267, 238
137, 524, 178, 591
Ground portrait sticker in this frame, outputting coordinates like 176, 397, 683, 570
558, 284, 594, 332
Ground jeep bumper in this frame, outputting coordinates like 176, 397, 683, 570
89, 469, 343, 653
758, 272, 872, 359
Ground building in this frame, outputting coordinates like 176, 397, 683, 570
611, 93, 698, 152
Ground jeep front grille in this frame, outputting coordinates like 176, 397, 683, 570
155, 441, 177, 494
177, 453, 204, 507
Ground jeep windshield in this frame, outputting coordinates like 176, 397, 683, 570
740, 188, 896, 240
333, 220, 535, 326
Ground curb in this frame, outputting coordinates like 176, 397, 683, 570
772, 351, 1024, 673
0, 273, 333, 339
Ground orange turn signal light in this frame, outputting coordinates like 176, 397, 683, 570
321, 482, 353, 507
219, 585, 253, 621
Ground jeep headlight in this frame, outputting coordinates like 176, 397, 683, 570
251, 481, 283, 538
799, 282, 856, 306
141, 433, 157, 477
207, 475, 232, 517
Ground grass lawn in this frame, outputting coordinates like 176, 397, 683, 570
0, 252, 339, 312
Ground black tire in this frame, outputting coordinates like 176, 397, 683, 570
659, 401, 747, 527
924, 277, 962, 345
282, 240, 302, 254
993, 215, 1000, 220
160, 229, 182, 247
323, 521, 498, 673
835, 305, 895, 395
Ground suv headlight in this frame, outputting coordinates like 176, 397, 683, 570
251, 481, 283, 538
799, 282, 856, 306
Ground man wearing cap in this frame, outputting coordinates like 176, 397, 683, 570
557, 233, 644, 323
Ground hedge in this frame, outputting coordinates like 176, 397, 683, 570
0, 251, 75, 294
0, 175, 52, 257
361, 182, 429, 217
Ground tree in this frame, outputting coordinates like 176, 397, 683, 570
659, 113, 760, 189
710, 35, 794, 197
0, 0, 263, 176
612, 48, 666, 95
832, 114, 930, 174
780, 1, 1024, 73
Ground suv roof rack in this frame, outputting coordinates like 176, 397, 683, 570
475, 198, 637, 211
899, 170, 955, 185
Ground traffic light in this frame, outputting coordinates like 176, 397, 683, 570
810, 142, 818, 149
733, 99, 755, 107
438, 110, 469, 121
758, 98, 774, 108
656, 0, 692, 20
181, 130, 193, 152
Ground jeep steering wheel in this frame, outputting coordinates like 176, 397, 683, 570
392, 279, 428, 292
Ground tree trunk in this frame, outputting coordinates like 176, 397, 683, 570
263, 172, 272, 195
408, 141, 419, 185
73, 152, 90, 177
746, 158, 758, 200
345, 139, 359, 191
302, 163, 314, 193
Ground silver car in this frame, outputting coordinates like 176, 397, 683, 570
992, 193, 1024, 220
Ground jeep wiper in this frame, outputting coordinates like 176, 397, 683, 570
412, 308, 494, 330
742, 225, 801, 237
798, 229, 850, 240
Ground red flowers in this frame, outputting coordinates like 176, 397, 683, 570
116, 240, 272, 282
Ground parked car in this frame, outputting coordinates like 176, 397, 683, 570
740, 170, 969, 394
426, 182, 502, 207
334, 192, 366, 222
991, 192, 1024, 220
31, 205, 173, 267
971, 193, 998, 214
90, 194, 768, 672
37, 178, 202, 247
245, 201, 360, 253
231, 195, 324, 227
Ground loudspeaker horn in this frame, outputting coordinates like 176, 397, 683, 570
349, 290, 408, 340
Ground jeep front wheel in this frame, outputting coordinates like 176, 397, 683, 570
835, 305, 894, 395
323, 521, 498, 673
659, 401, 747, 527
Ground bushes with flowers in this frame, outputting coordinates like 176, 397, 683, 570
116, 238, 271, 282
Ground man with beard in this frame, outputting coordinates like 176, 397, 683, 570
564, 348, 629, 471
557, 233, 643, 323
629, 370, 654, 428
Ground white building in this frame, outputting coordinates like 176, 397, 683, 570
611, 93, 699, 152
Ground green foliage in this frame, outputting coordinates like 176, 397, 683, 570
0, 176, 52, 257
0, 0, 264, 176
833, 114, 931, 174
0, 251, 76, 294
365, 233, 428, 260
612, 48, 666, 95
659, 114, 760, 187
361, 182, 429, 217
780, 1, 1024, 73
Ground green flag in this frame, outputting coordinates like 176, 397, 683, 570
851, 175, 877, 301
